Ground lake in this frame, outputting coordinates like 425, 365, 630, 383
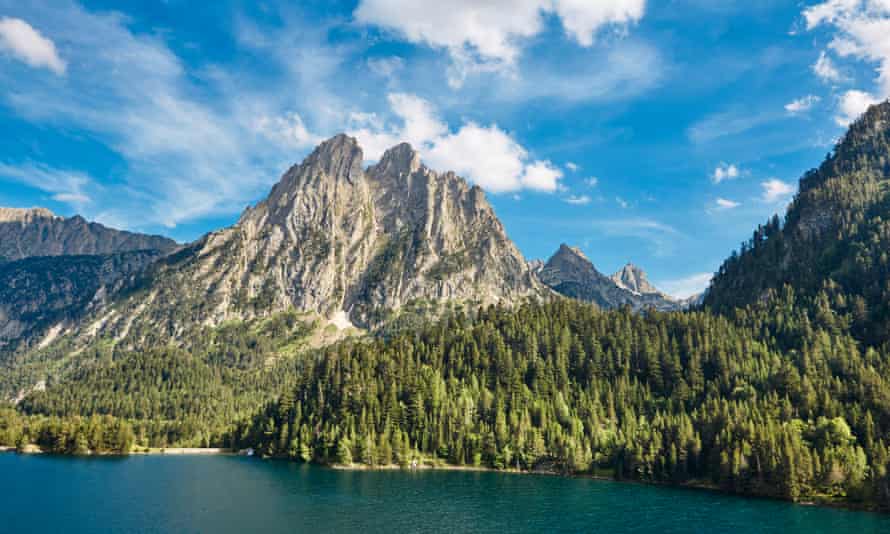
2, 453, 890, 533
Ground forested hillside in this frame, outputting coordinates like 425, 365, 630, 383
706, 102, 890, 346
239, 298, 890, 509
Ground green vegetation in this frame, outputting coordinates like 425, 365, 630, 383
706, 104, 890, 347
236, 299, 890, 509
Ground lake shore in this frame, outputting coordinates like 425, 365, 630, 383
131, 447, 236, 455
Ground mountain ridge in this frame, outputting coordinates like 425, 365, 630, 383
0, 207, 177, 262
537, 243, 683, 311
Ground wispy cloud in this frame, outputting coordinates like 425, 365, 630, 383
688, 109, 781, 144
711, 197, 740, 211
594, 217, 683, 257
784, 95, 820, 115
0, 162, 96, 212
563, 194, 591, 205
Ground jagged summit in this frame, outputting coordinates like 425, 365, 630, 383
611, 262, 661, 296
373, 142, 422, 177
72, 134, 540, 346
556, 243, 590, 261
538, 244, 684, 311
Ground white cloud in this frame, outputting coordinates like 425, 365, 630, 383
566, 162, 579, 172
714, 197, 740, 209
658, 272, 712, 299
520, 160, 563, 192
254, 112, 322, 149
711, 163, 740, 183
367, 56, 404, 79
615, 196, 628, 208
813, 51, 843, 82
563, 194, 591, 205
761, 179, 795, 203
836, 88, 880, 125
785, 94, 821, 114
803, 1, 890, 124
0, 17, 65, 75
354, 0, 646, 86
584, 176, 599, 187
349, 92, 562, 193
0, 162, 95, 211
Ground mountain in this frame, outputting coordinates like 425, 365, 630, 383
704, 100, 890, 344
0, 207, 176, 261
48, 134, 538, 351
537, 244, 681, 311
610, 262, 661, 295
0, 251, 165, 353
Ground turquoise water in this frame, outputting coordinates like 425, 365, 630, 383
2, 454, 890, 533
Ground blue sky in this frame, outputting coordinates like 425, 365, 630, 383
0, 0, 887, 297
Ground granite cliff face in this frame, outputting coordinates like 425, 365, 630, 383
0, 207, 176, 261
70, 134, 539, 347
538, 244, 683, 311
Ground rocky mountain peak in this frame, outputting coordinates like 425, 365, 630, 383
554, 243, 591, 263
80, 134, 540, 344
373, 142, 422, 177
297, 133, 364, 184
611, 262, 660, 295
538, 244, 685, 311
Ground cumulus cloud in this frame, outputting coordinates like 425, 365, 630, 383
785, 95, 821, 114
584, 176, 599, 187
711, 163, 740, 184
563, 194, 591, 205
349, 92, 562, 193
761, 179, 794, 203
565, 162, 579, 172
0, 16, 65, 75
803, 1, 890, 125
354, 0, 646, 87
615, 196, 629, 208
658, 272, 712, 300
836, 89, 880, 125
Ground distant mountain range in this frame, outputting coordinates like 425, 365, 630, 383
0, 207, 176, 262
533, 244, 695, 311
